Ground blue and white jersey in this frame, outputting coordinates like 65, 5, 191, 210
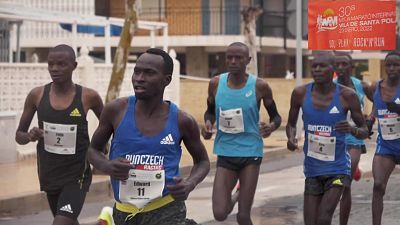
373, 80, 400, 155
302, 83, 350, 177
109, 96, 182, 202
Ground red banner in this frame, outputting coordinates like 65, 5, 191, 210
308, 0, 396, 50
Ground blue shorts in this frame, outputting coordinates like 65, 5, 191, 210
376, 144, 400, 164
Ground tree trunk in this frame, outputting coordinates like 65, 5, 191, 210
242, 6, 263, 76
105, 0, 137, 104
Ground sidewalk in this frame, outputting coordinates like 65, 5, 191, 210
0, 129, 291, 217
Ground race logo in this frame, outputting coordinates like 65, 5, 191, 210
317, 8, 338, 32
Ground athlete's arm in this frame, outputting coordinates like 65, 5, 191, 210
15, 87, 43, 144
337, 88, 369, 139
168, 111, 210, 201
362, 80, 374, 102
83, 87, 104, 119
88, 99, 133, 181
362, 81, 376, 136
286, 86, 305, 151
258, 79, 281, 138
201, 76, 219, 139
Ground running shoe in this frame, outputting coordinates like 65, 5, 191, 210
98, 206, 114, 225
353, 166, 362, 182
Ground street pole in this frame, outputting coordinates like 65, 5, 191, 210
296, 0, 303, 139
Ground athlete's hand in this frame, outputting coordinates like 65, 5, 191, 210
287, 138, 298, 151
105, 158, 134, 181
201, 120, 213, 140
166, 177, 196, 201
335, 120, 352, 133
259, 121, 274, 138
28, 127, 43, 142
365, 114, 375, 138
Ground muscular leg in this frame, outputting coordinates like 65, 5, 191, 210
53, 215, 79, 225
340, 148, 361, 225
318, 186, 344, 225
372, 155, 395, 225
212, 166, 239, 221
304, 194, 322, 225
236, 164, 260, 225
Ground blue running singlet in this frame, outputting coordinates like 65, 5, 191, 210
334, 76, 365, 145
373, 80, 400, 156
214, 73, 263, 157
302, 83, 351, 177
109, 96, 182, 203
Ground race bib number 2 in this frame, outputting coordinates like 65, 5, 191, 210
119, 167, 165, 208
43, 122, 77, 155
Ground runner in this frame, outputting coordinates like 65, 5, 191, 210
202, 42, 282, 225
88, 48, 210, 225
15, 44, 104, 225
371, 51, 400, 225
286, 51, 368, 225
333, 51, 374, 225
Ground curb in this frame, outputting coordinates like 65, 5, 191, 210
0, 146, 291, 217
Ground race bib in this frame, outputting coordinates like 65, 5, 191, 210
119, 167, 165, 208
307, 133, 336, 161
218, 108, 244, 134
379, 117, 400, 140
43, 122, 77, 155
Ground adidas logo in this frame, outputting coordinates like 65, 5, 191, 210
60, 204, 73, 214
395, 98, 400, 104
160, 134, 175, 145
329, 106, 340, 114
70, 108, 81, 117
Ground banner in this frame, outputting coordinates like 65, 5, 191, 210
308, 0, 396, 50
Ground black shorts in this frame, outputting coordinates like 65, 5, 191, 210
304, 175, 351, 196
347, 144, 367, 154
216, 156, 262, 172
113, 201, 198, 225
46, 181, 89, 220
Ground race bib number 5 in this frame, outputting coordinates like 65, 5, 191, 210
218, 108, 244, 134
378, 117, 400, 140
43, 122, 77, 155
119, 167, 165, 208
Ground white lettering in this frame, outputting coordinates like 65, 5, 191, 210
307, 125, 332, 133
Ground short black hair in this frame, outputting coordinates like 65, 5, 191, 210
228, 42, 250, 56
312, 51, 335, 66
49, 44, 76, 61
334, 51, 353, 62
146, 48, 174, 75
385, 51, 400, 61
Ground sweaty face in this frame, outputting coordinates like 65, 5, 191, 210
132, 53, 169, 99
311, 55, 335, 84
225, 45, 250, 75
335, 55, 352, 78
47, 51, 76, 83
385, 54, 400, 81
